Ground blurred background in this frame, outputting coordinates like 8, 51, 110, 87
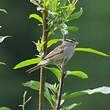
0, 0, 110, 110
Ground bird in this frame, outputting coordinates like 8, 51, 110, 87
27, 39, 79, 73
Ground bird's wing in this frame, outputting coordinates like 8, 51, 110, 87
44, 45, 64, 60
26, 45, 64, 73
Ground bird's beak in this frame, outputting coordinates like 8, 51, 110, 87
75, 41, 79, 45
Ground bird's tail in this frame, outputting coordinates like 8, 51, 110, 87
26, 65, 41, 73
26, 59, 48, 73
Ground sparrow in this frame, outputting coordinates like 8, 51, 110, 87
27, 39, 79, 73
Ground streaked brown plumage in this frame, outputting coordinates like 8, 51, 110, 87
27, 39, 79, 73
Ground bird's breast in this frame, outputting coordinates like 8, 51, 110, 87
64, 46, 74, 61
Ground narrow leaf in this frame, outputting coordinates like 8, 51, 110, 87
45, 0, 50, 7
23, 80, 54, 108
67, 71, 88, 79
52, 0, 58, 12
0, 62, 6, 65
23, 80, 40, 91
47, 39, 59, 48
30, 0, 38, 5
0, 107, 11, 110
68, 26, 79, 33
68, 8, 83, 21
46, 67, 61, 80
29, 14, 43, 23
0, 36, 12, 43
63, 86, 110, 100
60, 0, 67, 7
14, 57, 42, 69
0, 9, 8, 14
44, 88, 54, 108
23, 80, 52, 91
62, 103, 81, 110
83, 86, 110, 94
75, 48, 110, 57
66, 0, 78, 16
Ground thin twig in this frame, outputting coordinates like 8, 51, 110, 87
19, 91, 32, 110
56, 61, 66, 110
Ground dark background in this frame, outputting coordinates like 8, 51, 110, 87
0, 0, 110, 110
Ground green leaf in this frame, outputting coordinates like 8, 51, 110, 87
47, 39, 59, 48
68, 8, 83, 21
75, 48, 110, 57
30, 0, 39, 6
14, 57, 42, 69
46, 67, 61, 81
45, 0, 50, 7
23, 80, 52, 91
60, 0, 67, 7
23, 80, 40, 91
68, 26, 79, 33
44, 88, 55, 108
29, 14, 43, 23
0, 107, 11, 110
63, 86, 110, 100
67, 71, 88, 79
0, 62, 6, 65
0, 9, 8, 14
23, 80, 54, 108
0, 36, 12, 43
66, 0, 78, 16
33, 40, 45, 54
52, 0, 58, 12
62, 103, 81, 110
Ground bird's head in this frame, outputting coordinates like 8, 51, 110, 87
63, 39, 79, 46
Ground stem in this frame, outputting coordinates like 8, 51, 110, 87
39, 7, 48, 110
56, 65, 65, 110
39, 67, 45, 110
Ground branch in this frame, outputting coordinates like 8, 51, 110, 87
56, 62, 66, 110
39, 7, 48, 110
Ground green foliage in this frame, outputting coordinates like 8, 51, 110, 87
0, 107, 11, 110
0, 62, 6, 65
67, 71, 88, 79
13, 0, 110, 109
23, 79, 110, 109
60, 0, 67, 7
47, 39, 59, 48
29, 14, 43, 23
63, 86, 110, 100
23, 80, 52, 91
62, 103, 81, 110
75, 48, 110, 57
46, 67, 88, 80
14, 57, 42, 69
52, 0, 58, 12
34, 39, 45, 56
46, 67, 61, 80
23, 80, 55, 108
23, 80, 40, 90
67, 8, 83, 21
0, 9, 8, 14
66, 0, 77, 16
0, 36, 12, 43
68, 26, 79, 33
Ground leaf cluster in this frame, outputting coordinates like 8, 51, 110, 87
13, 0, 110, 110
